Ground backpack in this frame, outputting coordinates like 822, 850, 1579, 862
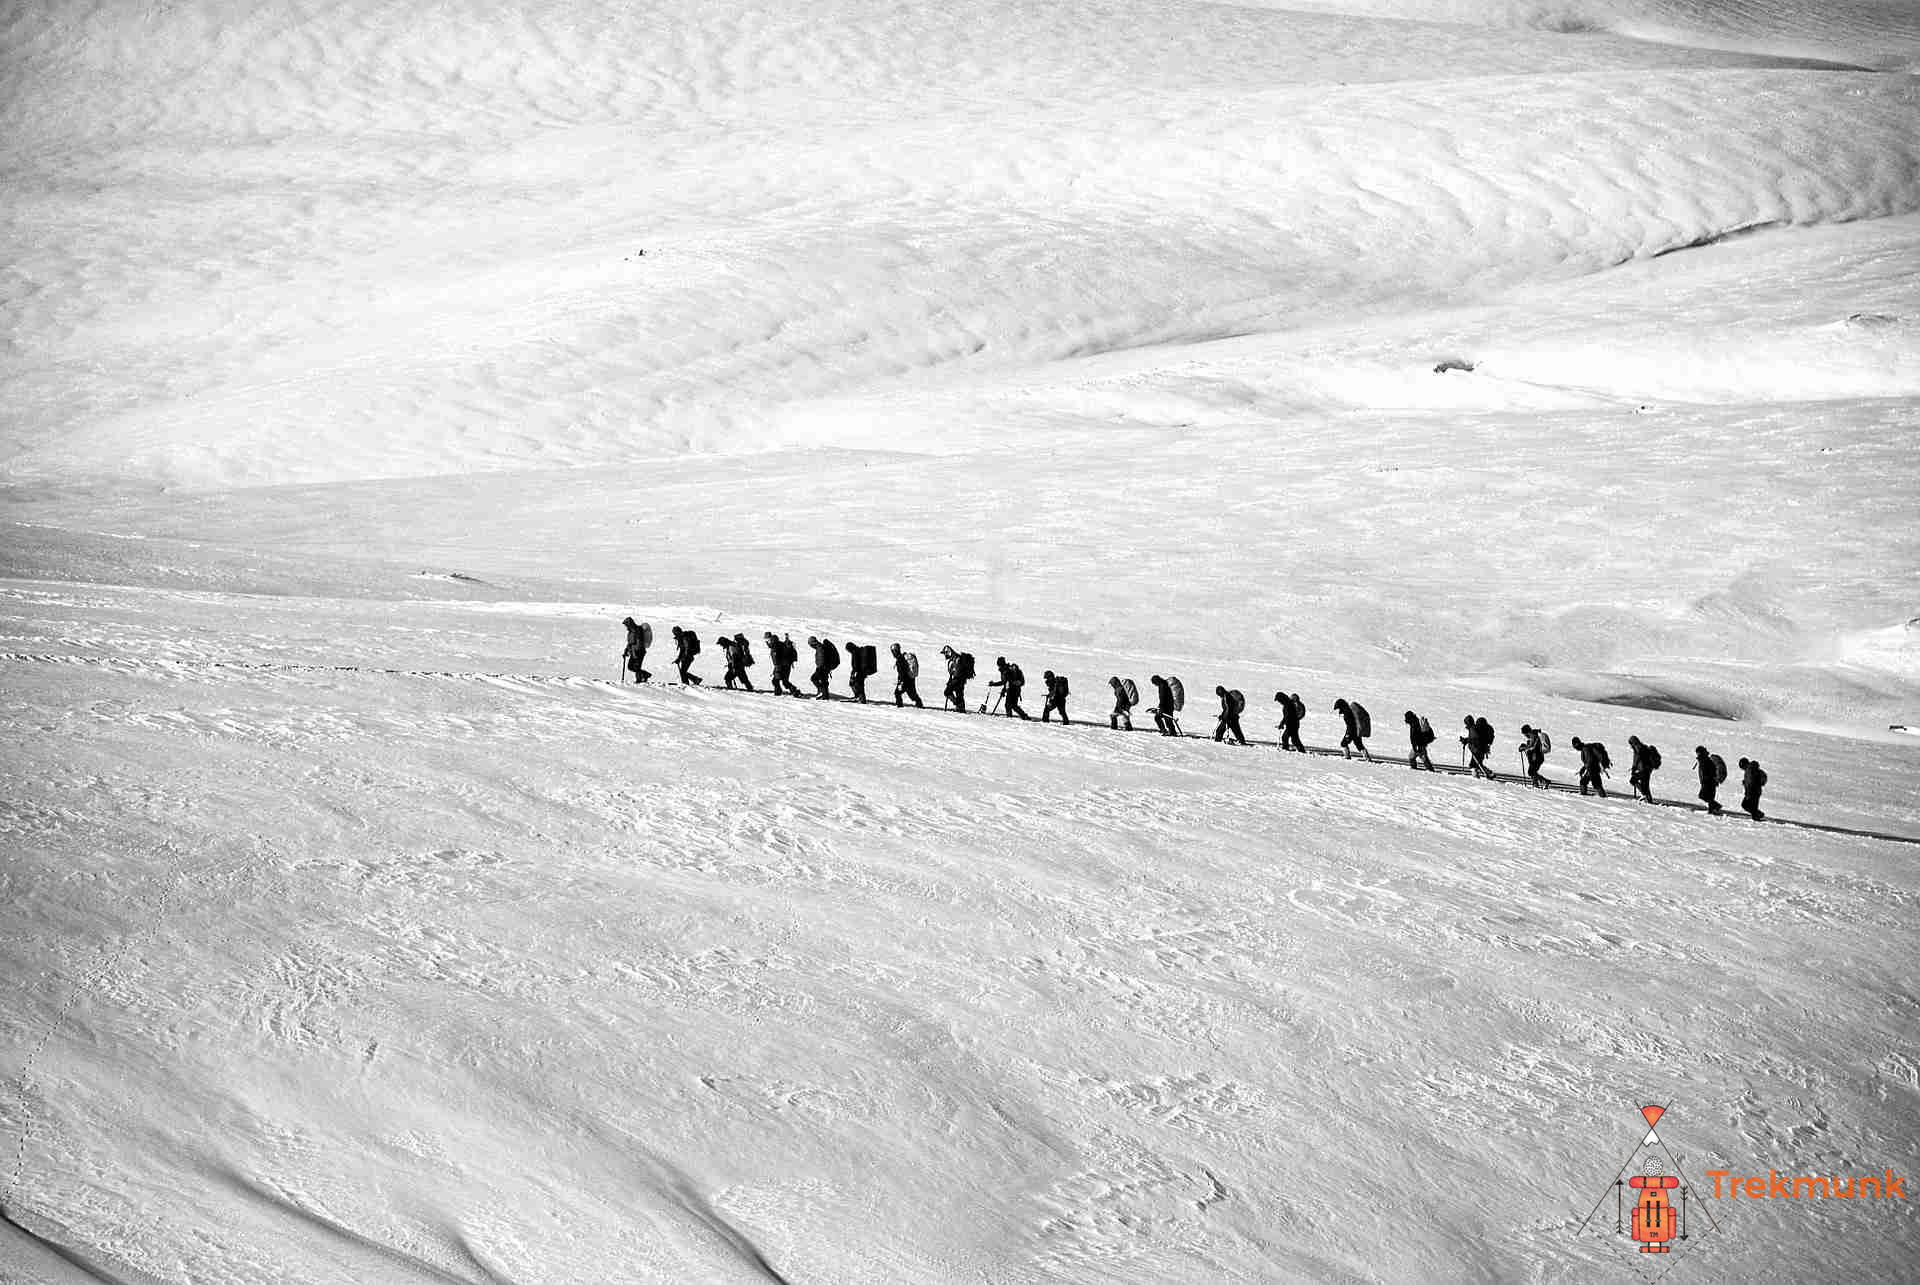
1594, 743, 1612, 771
1416, 715, 1434, 746
1644, 744, 1661, 770
639, 621, 654, 651
957, 652, 975, 682
734, 633, 753, 667
1539, 730, 1552, 756
686, 632, 701, 656
906, 652, 919, 679
1711, 753, 1727, 785
1008, 663, 1024, 686
1751, 766, 1768, 789
1289, 693, 1306, 721
822, 640, 840, 670
1228, 689, 1245, 716
1354, 702, 1372, 738
861, 644, 879, 677
1169, 677, 1185, 711
1473, 716, 1492, 750
1056, 674, 1069, 697
1122, 677, 1138, 706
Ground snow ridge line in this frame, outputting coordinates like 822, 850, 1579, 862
3, 843, 193, 1225
630, 682, 1920, 848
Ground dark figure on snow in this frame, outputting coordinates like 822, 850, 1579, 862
1627, 735, 1660, 802
1738, 757, 1768, 820
621, 617, 650, 684
719, 634, 755, 691
807, 635, 840, 699
1569, 736, 1610, 797
1213, 687, 1247, 745
1150, 676, 1180, 736
891, 643, 923, 708
671, 626, 703, 685
766, 631, 804, 697
941, 646, 974, 713
1459, 715, 1496, 778
846, 642, 872, 703
1041, 671, 1070, 724
1109, 677, 1135, 730
1695, 745, 1724, 815
1404, 710, 1436, 771
1333, 698, 1372, 762
1275, 691, 1306, 752
1518, 724, 1549, 788
989, 658, 1031, 719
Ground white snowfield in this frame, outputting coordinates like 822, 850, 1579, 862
2, 0, 1918, 1282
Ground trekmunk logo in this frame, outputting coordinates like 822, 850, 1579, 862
1575, 1105, 1722, 1279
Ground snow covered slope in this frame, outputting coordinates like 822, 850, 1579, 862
3, 0, 1918, 1281
3, 586, 1918, 1283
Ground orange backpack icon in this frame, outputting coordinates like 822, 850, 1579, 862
1628, 1171, 1680, 1253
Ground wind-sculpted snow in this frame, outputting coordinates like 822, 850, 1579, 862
3, 3, 1918, 484
1254, 0, 1920, 69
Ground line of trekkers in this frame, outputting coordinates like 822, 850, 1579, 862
620, 617, 1771, 821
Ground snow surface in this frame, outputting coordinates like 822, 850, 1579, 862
3, 0, 1919, 1281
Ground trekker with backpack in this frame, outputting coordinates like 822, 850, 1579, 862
1696, 746, 1725, 815
1518, 724, 1550, 788
1213, 687, 1247, 745
1569, 737, 1611, 797
1006, 661, 1031, 718
731, 633, 756, 690
718, 635, 754, 691
807, 636, 840, 699
988, 658, 1032, 719
941, 646, 975, 712
891, 643, 923, 708
766, 631, 804, 697
1628, 736, 1661, 802
1150, 676, 1181, 736
1040, 671, 1070, 723
1334, 699, 1373, 762
846, 643, 875, 703
1460, 715, 1495, 778
620, 617, 651, 684
1276, 692, 1306, 752
1738, 757, 1768, 820
672, 626, 703, 686
1109, 677, 1137, 730
1404, 710, 1436, 771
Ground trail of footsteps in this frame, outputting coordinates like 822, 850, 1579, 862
7, 652, 1916, 846
0, 650, 612, 692
659, 681, 1920, 847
